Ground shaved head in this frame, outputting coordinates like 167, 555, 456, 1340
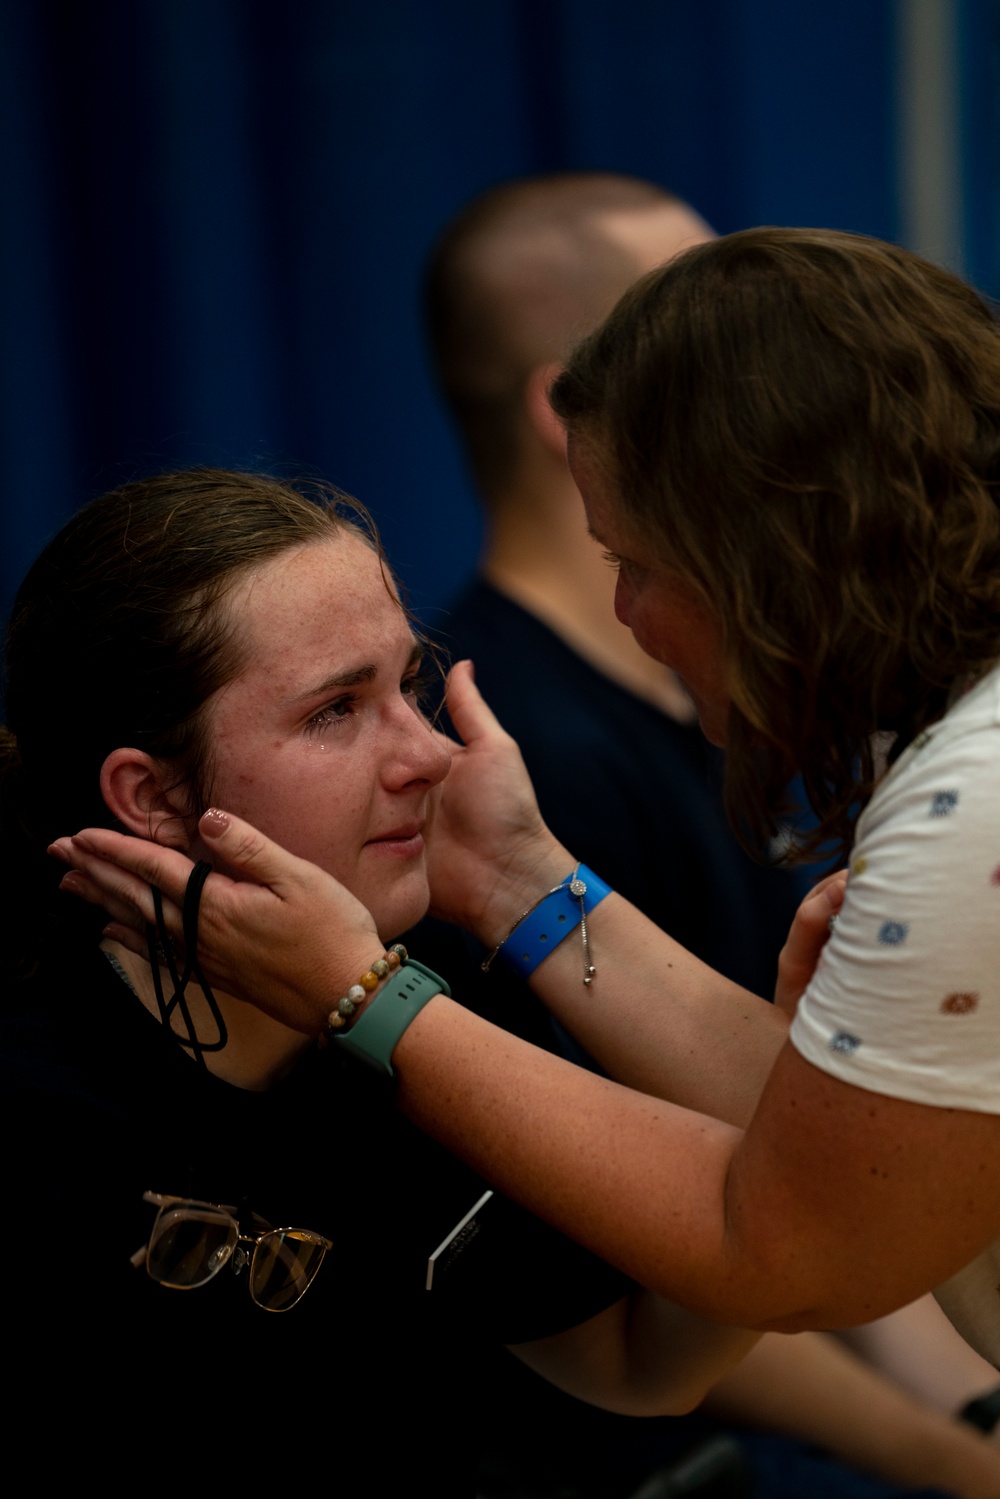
425, 172, 712, 497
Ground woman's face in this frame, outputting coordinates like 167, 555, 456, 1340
197, 534, 451, 940
569, 438, 731, 746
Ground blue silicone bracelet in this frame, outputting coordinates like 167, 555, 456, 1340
501, 864, 613, 979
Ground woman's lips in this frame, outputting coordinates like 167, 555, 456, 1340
364, 828, 425, 858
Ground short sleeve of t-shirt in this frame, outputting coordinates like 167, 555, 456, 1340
791, 667, 1000, 1112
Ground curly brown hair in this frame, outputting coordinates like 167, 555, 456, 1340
551, 227, 1000, 862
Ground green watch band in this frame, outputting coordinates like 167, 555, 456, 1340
332, 959, 451, 1079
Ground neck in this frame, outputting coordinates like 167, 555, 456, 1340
103, 939, 311, 1091
481, 460, 695, 723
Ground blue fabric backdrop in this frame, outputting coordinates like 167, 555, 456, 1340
1, 0, 997, 638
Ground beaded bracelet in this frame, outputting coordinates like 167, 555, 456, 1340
324, 943, 408, 1036
332, 956, 451, 1079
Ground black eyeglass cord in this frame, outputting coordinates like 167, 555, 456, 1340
146, 860, 228, 1067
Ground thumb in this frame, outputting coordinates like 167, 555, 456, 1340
198, 808, 311, 896
444, 659, 510, 748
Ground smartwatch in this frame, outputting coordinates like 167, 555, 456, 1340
333, 959, 451, 1079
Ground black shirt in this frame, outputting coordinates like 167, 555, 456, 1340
2, 938, 628, 1493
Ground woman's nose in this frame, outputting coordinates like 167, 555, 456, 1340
385, 705, 451, 789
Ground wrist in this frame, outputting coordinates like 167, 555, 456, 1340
482, 862, 614, 983
473, 835, 576, 949
322, 942, 408, 1034
326, 945, 451, 1078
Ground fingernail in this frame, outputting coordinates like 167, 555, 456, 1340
59, 871, 84, 894
48, 841, 72, 865
202, 808, 231, 838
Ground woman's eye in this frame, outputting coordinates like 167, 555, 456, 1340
402, 671, 436, 709
306, 695, 357, 734
609, 553, 648, 590
603, 549, 646, 585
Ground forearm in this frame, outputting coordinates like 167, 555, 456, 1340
393, 994, 776, 1325
510, 1290, 760, 1417
394, 996, 1000, 1332
512, 885, 789, 1127
706, 1331, 1000, 1499
837, 1294, 1000, 1415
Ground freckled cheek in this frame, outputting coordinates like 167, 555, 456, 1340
273, 790, 367, 884
307, 777, 371, 860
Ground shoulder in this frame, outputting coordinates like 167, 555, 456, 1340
863, 667, 1000, 841
791, 671, 1000, 1110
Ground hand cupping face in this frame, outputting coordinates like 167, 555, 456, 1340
52, 810, 380, 1036
424, 660, 570, 947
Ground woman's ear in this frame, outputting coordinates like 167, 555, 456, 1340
99, 748, 194, 849
524, 362, 569, 461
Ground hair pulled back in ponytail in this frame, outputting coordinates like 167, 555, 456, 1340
1, 467, 370, 977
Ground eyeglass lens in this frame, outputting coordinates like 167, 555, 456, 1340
249, 1231, 327, 1312
147, 1205, 236, 1289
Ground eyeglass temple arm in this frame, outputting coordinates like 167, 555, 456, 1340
141, 1189, 240, 1213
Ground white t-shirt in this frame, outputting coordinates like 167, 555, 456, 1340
790, 664, 1000, 1366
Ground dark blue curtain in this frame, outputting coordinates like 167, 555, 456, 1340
2, 0, 994, 637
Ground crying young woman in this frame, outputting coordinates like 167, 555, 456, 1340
0, 469, 764, 1494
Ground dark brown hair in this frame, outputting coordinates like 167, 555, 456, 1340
551, 228, 1000, 860
1, 467, 370, 974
